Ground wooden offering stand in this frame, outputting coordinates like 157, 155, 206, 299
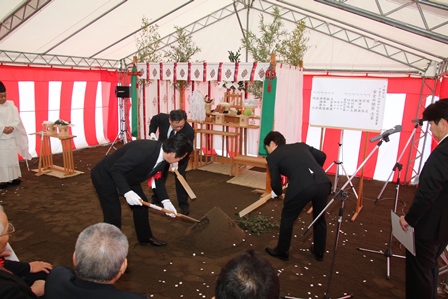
33, 123, 83, 178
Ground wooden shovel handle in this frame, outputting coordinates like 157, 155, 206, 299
140, 200, 200, 223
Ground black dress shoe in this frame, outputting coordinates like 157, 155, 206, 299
180, 207, 189, 216
140, 237, 167, 247
310, 245, 324, 261
265, 247, 289, 261
9, 179, 21, 185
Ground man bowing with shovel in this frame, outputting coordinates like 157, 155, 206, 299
91, 133, 193, 247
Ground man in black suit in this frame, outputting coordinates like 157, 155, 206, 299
91, 133, 193, 246
399, 99, 448, 299
149, 109, 195, 215
263, 131, 331, 261
45, 223, 148, 299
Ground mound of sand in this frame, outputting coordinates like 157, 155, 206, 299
183, 206, 245, 251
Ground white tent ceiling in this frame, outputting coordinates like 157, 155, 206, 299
0, 0, 447, 74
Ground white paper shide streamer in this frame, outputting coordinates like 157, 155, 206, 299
189, 90, 206, 122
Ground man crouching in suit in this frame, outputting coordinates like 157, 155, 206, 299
263, 131, 331, 262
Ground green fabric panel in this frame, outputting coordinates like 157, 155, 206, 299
258, 77, 277, 156
131, 65, 138, 137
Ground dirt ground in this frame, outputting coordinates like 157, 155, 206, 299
1, 143, 446, 299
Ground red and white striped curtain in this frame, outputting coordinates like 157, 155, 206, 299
0, 65, 119, 157
1, 63, 444, 183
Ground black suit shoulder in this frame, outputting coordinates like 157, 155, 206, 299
179, 122, 195, 141
45, 266, 148, 299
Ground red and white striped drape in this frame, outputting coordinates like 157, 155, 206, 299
0, 65, 118, 157
1, 63, 446, 183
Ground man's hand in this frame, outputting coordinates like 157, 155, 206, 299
399, 215, 409, 231
161, 199, 177, 218
271, 190, 278, 198
2, 126, 14, 134
171, 162, 178, 171
124, 191, 143, 206
149, 133, 157, 140
29, 261, 53, 273
30, 280, 45, 297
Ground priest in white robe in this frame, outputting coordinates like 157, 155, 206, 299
0, 81, 31, 189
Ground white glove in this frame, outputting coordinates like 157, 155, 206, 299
149, 133, 158, 140
171, 162, 178, 171
124, 191, 143, 206
271, 190, 278, 198
161, 199, 177, 218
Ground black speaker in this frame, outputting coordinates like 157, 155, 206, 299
115, 86, 131, 98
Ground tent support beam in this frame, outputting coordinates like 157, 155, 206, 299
405, 58, 448, 184
275, 0, 444, 73
122, 2, 247, 63
0, 0, 52, 41
314, 0, 448, 44
91, 0, 194, 59
0, 50, 120, 69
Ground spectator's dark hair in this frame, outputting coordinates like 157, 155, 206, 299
422, 98, 448, 125
215, 249, 280, 299
169, 109, 188, 122
263, 131, 286, 147
162, 133, 193, 158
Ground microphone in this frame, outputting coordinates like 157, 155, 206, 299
411, 118, 424, 125
369, 125, 402, 143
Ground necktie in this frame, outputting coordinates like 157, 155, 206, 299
169, 130, 175, 138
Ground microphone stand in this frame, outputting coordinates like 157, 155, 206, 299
357, 122, 421, 279
374, 122, 420, 204
304, 138, 388, 299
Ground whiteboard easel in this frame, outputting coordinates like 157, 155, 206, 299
310, 77, 388, 220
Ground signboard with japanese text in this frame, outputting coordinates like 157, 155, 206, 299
310, 77, 388, 131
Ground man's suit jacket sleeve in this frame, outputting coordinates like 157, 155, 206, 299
109, 142, 160, 195
405, 141, 448, 227
0, 268, 37, 299
149, 114, 170, 139
3, 260, 30, 279
266, 156, 283, 197
148, 114, 163, 135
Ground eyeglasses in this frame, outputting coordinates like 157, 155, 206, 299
0, 223, 15, 237
0, 93, 7, 99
